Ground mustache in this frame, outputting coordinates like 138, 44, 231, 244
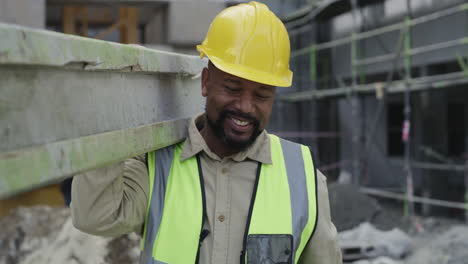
221, 109, 259, 124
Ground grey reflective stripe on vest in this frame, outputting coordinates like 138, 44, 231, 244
280, 139, 309, 262
140, 146, 174, 264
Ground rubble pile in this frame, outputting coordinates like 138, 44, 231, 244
1, 187, 467, 264
352, 256, 402, 264
328, 183, 406, 231
328, 183, 381, 231
22, 218, 111, 264
330, 184, 468, 264
406, 225, 468, 264
339, 222, 413, 262
343, 224, 468, 264
0, 206, 70, 264
0, 206, 140, 264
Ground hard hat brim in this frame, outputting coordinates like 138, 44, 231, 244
197, 45, 293, 88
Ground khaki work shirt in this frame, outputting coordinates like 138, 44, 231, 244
71, 115, 342, 264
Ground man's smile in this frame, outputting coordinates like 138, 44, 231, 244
231, 117, 249, 126
226, 114, 254, 133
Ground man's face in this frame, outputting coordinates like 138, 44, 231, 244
201, 63, 276, 151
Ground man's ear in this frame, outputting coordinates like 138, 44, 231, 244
201, 67, 209, 97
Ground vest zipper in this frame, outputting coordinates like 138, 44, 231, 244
240, 162, 262, 264
195, 154, 208, 264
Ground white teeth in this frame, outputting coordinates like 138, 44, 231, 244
232, 118, 249, 126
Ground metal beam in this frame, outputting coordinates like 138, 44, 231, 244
291, 2, 468, 58
285, 0, 385, 29
0, 23, 206, 198
0, 23, 203, 74
361, 187, 468, 210
47, 0, 237, 5
49, 0, 167, 3
0, 119, 189, 199
277, 72, 468, 102
355, 37, 468, 67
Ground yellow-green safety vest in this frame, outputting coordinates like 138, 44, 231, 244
140, 134, 318, 264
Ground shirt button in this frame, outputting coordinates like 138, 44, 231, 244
218, 214, 225, 222
221, 168, 228, 174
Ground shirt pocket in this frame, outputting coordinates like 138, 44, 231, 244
246, 234, 293, 264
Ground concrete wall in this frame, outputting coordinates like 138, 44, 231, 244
145, 6, 167, 45
144, 2, 224, 53
0, 0, 45, 28
258, 0, 311, 17
167, 2, 224, 47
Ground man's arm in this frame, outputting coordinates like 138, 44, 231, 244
299, 170, 342, 264
71, 154, 149, 237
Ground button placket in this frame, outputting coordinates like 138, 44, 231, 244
218, 214, 226, 222
212, 160, 230, 263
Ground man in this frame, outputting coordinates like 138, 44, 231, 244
71, 2, 342, 264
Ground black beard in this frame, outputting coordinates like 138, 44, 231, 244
206, 109, 261, 152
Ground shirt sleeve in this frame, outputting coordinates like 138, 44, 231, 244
70, 154, 149, 237
298, 170, 342, 264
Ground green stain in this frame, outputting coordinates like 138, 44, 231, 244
0, 119, 190, 199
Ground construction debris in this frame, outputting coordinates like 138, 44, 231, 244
406, 225, 468, 264
339, 222, 413, 262
1, 201, 467, 264
0, 206, 140, 264
0, 206, 70, 264
329, 183, 382, 231
329, 184, 468, 264
351, 256, 402, 264
345, 224, 468, 264
22, 218, 112, 264
329, 183, 414, 232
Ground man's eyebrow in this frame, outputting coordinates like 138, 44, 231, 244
259, 86, 275, 92
224, 78, 274, 92
224, 78, 241, 84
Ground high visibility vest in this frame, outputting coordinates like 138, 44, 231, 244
140, 134, 318, 264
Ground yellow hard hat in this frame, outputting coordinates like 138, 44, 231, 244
197, 1, 293, 87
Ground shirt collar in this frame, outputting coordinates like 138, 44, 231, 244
180, 114, 272, 164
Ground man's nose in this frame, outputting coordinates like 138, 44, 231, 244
236, 92, 254, 114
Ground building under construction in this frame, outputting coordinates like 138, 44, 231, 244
1, 0, 468, 263
264, 0, 468, 219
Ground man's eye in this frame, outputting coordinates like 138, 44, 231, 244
257, 94, 271, 100
225, 86, 240, 92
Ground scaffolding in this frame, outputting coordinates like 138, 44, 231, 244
279, 1, 468, 219
281, 2, 468, 101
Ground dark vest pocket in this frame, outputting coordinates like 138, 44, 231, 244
246, 234, 293, 264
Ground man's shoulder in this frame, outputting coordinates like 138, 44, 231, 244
150, 138, 188, 153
